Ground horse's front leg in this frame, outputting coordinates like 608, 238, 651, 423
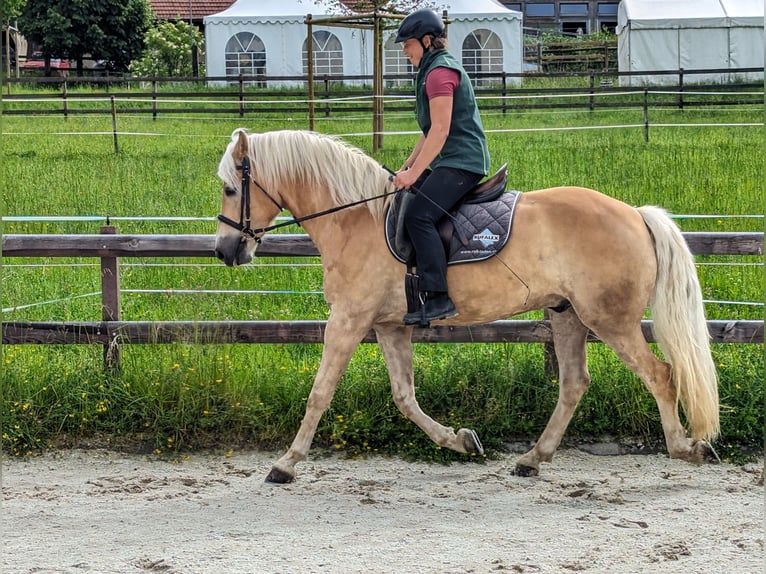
375, 324, 484, 456
266, 313, 369, 483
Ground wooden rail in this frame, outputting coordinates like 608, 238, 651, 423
3, 231, 763, 258
2, 320, 762, 346
2, 231, 763, 349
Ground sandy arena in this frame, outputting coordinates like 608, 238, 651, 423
3, 448, 763, 573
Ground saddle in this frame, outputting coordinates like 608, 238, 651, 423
385, 163, 520, 266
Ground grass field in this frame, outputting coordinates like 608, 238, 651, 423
1, 93, 763, 461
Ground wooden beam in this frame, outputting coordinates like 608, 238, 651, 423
2, 320, 762, 345
1, 232, 763, 258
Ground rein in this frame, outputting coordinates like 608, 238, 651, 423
217, 155, 398, 241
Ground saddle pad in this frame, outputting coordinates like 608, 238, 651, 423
385, 191, 521, 266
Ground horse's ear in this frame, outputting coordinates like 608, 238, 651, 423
233, 129, 249, 163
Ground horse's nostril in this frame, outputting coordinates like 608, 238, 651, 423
215, 249, 225, 261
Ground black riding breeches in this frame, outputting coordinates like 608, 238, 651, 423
403, 166, 483, 293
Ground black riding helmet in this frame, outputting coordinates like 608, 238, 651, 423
395, 9, 445, 43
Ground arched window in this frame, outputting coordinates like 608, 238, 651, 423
225, 32, 266, 84
462, 29, 503, 86
302, 30, 343, 78
383, 33, 414, 87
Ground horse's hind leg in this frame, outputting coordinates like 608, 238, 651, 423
514, 306, 591, 477
595, 327, 720, 465
375, 324, 484, 455
266, 312, 370, 483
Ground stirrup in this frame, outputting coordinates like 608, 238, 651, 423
403, 291, 429, 327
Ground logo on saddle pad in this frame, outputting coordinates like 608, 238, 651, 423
473, 229, 501, 248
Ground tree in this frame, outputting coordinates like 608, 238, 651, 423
1, 0, 25, 22
319, 0, 434, 14
130, 20, 204, 78
18, 0, 153, 75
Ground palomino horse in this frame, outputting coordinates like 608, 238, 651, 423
214, 129, 720, 483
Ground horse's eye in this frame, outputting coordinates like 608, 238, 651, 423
224, 187, 237, 197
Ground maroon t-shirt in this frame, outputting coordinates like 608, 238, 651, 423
425, 66, 460, 99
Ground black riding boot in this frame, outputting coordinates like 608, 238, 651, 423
403, 291, 458, 327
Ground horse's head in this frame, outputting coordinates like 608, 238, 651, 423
215, 129, 282, 266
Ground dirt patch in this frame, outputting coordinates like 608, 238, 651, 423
3, 448, 763, 573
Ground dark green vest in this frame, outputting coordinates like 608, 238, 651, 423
415, 50, 490, 176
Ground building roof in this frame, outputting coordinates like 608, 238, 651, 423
149, 0, 235, 20
205, 0, 334, 21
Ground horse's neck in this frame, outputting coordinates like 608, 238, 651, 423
297, 204, 381, 261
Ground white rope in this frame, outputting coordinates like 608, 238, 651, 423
123, 288, 323, 295
2, 292, 101, 313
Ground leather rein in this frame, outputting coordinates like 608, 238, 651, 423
216, 155, 398, 242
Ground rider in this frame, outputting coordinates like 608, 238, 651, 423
393, 9, 490, 326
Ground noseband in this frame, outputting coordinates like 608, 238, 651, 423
217, 155, 282, 242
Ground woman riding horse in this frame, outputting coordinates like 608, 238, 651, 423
393, 9, 491, 327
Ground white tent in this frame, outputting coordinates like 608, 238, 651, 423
437, 0, 523, 83
617, 0, 764, 85
204, 0, 522, 87
204, 0, 336, 87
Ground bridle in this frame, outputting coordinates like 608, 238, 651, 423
216, 155, 282, 243
217, 154, 399, 241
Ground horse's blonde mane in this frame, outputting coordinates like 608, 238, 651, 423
218, 129, 395, 220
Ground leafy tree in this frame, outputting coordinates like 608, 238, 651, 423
1, 0, 26, 23
130, 20, 204, 78
18, 0, 153, 75
316, 1, 435, 15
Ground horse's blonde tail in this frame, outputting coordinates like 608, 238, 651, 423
638, 206, 719, 441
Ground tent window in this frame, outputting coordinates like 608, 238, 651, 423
303, 30, 343, 79
225, 32, 266, 82
462, 29, 503, 86
384, 33, 414, 87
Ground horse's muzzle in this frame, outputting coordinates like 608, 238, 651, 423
214, 235, 253, 267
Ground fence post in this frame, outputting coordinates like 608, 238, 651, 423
152, 79, 157, 120
678, 68, 684, 110
589, 74, 595, 111
501, 72, 507, 115
643, 88, 649, 143
110, 96, 119, 154
324, 77, 330, 117
100, 224, 121, 371
62, 78, 68, 119
536, 42, 543, 70
239, 74, 245, 118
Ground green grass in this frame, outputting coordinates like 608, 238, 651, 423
1, 93, 763, 462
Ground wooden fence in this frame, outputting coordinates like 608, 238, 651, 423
2, 69, 763, 120
523, 40, 618, 73
2, 231, 763, 355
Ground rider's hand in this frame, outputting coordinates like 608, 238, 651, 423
393, 167, 419, 191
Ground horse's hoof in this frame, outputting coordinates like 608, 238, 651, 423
458, 428, 484, 455
265, 466, 295, 484
512, 463, 539, 477
697, 441, 721, 465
